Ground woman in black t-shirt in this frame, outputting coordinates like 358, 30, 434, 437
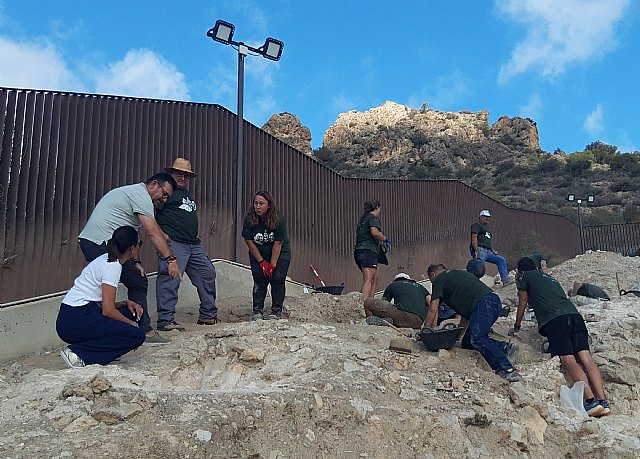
242, 191, 291, 320
354, 199, 389, 299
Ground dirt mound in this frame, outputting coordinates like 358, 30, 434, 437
1, 252, 640, 458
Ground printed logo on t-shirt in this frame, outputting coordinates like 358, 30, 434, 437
484, 232, 492, 239
254, 230, 274, 246
179, 197, 197, 212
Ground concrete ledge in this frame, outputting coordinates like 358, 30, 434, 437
0, 259, 307, 362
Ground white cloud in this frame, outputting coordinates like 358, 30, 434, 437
518, 93, 543, 119
407, 70, 472, 110
584, 104, 604, 136
497, 0, 630, 82
0, 36, 84, 91
94, 49, 190, 101
332, 94, 358, 113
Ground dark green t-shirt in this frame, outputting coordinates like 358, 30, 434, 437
527, 252, 546, 270
518, 270, 579, 330
354, 213, 382, 253
155, 188, 200, 244
242, 213, 291, 261
431, 270, 493, 319
471, 222, 493, 250
577, 283, 610, 300
383, 279, 429, 320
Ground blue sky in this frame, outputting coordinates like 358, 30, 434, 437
1, 0, 637, 153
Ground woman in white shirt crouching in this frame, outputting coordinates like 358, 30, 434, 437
56, 225, 146, 368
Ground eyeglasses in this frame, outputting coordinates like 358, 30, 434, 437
159, 183, 170, 200
174, 172, 190, 179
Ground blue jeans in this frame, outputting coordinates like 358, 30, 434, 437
461, 292, 514, 372
471, 247, 509, 283
57, 302, 145, 365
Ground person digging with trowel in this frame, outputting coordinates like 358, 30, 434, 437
363, 273, 429, 328
511, 257, 611, 417
425, 264, 521, 382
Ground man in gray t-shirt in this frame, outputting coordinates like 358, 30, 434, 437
78, 173, 182, 344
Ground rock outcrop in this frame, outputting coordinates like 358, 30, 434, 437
320, 101, 539, 171
262, 112, 313, 155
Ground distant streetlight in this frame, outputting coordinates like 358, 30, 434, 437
207, 19, 284, 261
567, 194, 595, 253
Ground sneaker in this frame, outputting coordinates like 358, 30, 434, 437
584, 398, 605, 417
157, 321, 185, 331
496, 368, 521, 382
144, 333, 171, 345
60, 347, 86, 368
196, 318, 220, 325
500, 306, 511, 317
502, 279, 515, 286
268, 309, 283, 320
505, 342, 519, 362
365, 316, 394, 326
252, 313, 264, 321
598, 399, 612, 416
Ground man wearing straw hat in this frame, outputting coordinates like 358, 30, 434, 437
155, 158, 219, 330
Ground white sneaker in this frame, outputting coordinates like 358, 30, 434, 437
60, 347, 86, 368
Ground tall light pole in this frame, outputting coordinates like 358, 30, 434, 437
207, 20, 284, 261
567, 194, 595, 253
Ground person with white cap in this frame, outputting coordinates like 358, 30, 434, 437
363, 272, 430, 329
470, 210, 511, 285
155, 158, 219, 330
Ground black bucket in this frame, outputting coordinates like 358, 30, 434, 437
312, 283, 345, 295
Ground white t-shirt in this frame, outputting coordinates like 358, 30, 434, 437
62, 254, 122, 306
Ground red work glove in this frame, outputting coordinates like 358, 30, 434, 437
260, 261, 272, 277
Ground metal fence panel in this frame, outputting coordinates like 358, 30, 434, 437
1, 87, 588, 304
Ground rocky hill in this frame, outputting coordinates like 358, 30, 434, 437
264, 102, 640, 226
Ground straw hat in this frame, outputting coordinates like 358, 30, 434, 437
165, 158, 198, 177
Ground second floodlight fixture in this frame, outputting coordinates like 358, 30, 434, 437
207, 20, 235, 45
262, 37, 284, 61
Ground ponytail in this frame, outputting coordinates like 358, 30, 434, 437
106, 238, 119, 262
360, 199, 381, 219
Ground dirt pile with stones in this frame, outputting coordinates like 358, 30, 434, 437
1, 251, 640, 458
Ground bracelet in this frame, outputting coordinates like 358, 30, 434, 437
130, 258, 141, 264
165, 254, 177, 262
168, 259, 177, 264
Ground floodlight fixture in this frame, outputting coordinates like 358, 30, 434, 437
567, 194, 575, 202
207, 20, 235, 45
587, 195, 595, 203
262, 37, 284, 61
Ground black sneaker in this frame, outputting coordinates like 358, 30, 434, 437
268, 309, 282, 320
496, 368, 521, 382
157, 321, 185, 332
365, 316, 394, 326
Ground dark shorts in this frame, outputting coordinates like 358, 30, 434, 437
541, 313, 589, 356
354, 249, 377, 270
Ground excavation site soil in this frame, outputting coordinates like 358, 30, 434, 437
1, 251, 640, 458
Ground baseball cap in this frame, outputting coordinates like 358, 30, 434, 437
479, 210, 491, 217
394, 272, 412, 281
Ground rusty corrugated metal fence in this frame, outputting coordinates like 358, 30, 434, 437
584, 222, 640, 255
1, 87, 583, 304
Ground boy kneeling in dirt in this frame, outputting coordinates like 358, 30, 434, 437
512, 257, 611, 417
